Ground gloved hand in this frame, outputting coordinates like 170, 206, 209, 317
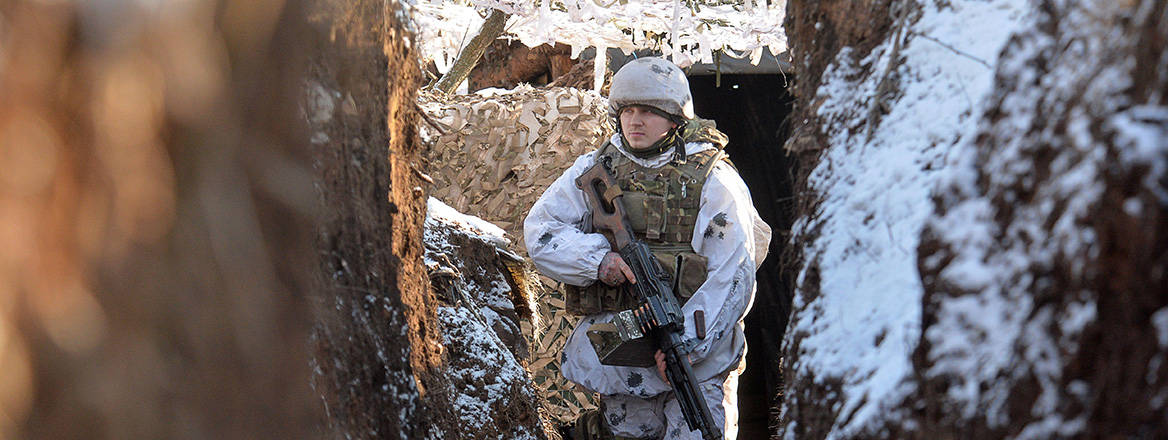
597, 251, 636, 286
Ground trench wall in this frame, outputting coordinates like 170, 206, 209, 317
419, 85, 612, 423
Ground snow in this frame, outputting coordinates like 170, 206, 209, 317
782, 0, 1031, 436
424, 199, 541, 439
408, 0, 787, 75
1111, 104, 1168, 204
425, 197, 516, 314
907, 2, 1168, 437
1154, 308, 1168, 348
427, 197, 509, 249
439, 307, 539, 440
1153, 308, 1168, 399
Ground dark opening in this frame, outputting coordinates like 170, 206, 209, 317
689, 73, 796, 437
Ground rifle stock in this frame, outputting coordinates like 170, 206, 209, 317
575, 159, 634, 250
575, 160, 721, 440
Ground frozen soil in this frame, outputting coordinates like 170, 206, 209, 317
424, 198, 547, 439
779, 0, 1167, 438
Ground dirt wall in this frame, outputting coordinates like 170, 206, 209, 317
778, 1, 898, 438
779, 0, 1168, 438
308, 0, 448, 438
310, 1, 558, 438
914, 1, 1168, 437
782, 0, 894, 156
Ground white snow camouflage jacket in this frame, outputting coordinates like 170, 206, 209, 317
524, 134, 771, 397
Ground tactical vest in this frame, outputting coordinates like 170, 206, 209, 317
565, 128, 731, 315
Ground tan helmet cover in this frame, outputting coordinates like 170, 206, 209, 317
608, 57, 695, 120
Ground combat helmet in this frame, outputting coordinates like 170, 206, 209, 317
608, 57, 695, 121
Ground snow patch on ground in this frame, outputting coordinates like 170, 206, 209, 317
427, 197, 508, 271
438, 306, 539, 439
783, 1, 1031, 436
425, 197, 521, 337
424, 198, 542, 438
427, 197, 509, 246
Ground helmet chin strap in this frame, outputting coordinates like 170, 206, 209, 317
616, 107, 688, 160
619, 125, 682, 159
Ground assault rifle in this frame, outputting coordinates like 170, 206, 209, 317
575, 157, 720, 440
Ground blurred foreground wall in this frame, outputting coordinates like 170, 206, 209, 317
0, 0, 321, 437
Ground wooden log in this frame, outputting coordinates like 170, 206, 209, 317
431, 9, 509, 94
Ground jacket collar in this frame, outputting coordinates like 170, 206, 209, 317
608, 133, 714, 169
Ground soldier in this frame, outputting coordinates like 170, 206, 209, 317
524, 57, 770, 440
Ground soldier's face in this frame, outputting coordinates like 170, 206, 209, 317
620, 106, 677, 150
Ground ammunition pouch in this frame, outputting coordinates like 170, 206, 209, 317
564, 282, 639, 316
653, 248, 708, 301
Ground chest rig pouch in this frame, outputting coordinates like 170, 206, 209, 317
564, 140, 729, 316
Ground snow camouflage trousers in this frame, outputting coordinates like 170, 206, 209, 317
590, 360, 743, 440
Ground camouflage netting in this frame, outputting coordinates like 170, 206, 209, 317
418, 85, 613, 425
